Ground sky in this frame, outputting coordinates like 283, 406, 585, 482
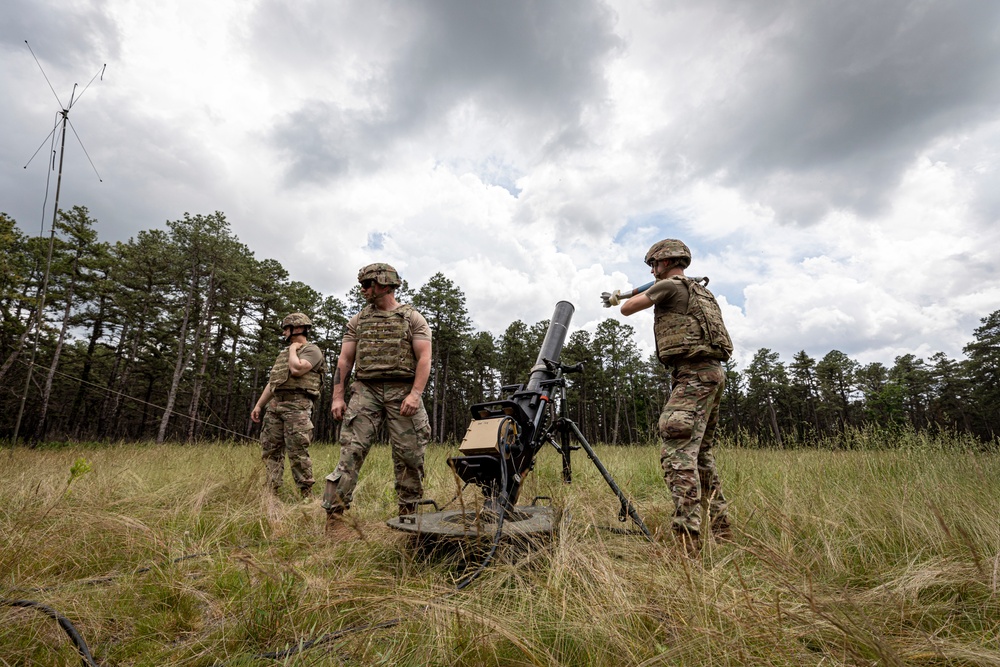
2, 0, 999, 370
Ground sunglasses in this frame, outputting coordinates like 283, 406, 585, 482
359, 279, 376, 289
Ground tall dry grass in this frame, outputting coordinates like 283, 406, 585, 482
1, 437, 998, 665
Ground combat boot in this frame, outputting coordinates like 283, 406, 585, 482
672, 527, 701, 558
712, 517, 733, 543
325, 509, 354, 540
398, 502, 417, 517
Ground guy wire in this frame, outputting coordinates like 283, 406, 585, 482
10, 356, 259, 443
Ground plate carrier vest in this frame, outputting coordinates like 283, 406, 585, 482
654, 276, 733, 364
268, 343, 325, 397
355, 304, 418, 380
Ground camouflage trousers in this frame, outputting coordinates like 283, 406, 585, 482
261, 397, 315, 494
324, 380, 430, 511
659, 357, 729, 535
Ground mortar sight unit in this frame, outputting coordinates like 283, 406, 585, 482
387, 301, 650, 541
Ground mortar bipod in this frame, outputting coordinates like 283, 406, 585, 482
539, 361, 652, 540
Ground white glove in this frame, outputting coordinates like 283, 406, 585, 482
600, 290, 624, 308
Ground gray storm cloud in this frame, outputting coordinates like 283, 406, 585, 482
259, 0, 621, 184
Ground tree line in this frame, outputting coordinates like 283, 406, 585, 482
1, 208, 998, 447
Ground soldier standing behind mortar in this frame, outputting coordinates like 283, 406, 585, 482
251, 313, 326, 498
323, 263, 432, 537
617, 240, 733, 556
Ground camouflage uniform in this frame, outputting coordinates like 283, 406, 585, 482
658, 356, 729, 535
645, 242, 733, 539
324, 293, 432, 514
326, 379, 430, 510
262, 395, 317, 494
261, 340, 325, 495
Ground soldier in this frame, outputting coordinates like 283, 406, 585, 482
251, 313, 326, 498
322, 263, 432, 536
619, 239, 733, 555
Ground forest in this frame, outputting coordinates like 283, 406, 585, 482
1, 206, 998, 447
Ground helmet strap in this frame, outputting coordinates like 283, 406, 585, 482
282, 326, 309, 344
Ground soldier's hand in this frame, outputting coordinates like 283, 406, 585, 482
330, 397, 346, 421
401, 393, 421, 417
251, 406, 262, 423
601, 290, 624, 307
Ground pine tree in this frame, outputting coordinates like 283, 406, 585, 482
963, 310, 1000, 438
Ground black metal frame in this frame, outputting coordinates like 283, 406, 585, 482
447, 301, 650, 539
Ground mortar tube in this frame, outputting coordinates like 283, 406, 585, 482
524, 301, 575, 393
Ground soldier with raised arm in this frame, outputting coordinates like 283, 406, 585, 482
619, 240, 733, 556
322, 263, 432, 537
251, 313, 325, 498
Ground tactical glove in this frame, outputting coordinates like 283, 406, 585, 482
600, 290, 624, 308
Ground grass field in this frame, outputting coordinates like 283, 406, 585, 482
1, 437, 999, 666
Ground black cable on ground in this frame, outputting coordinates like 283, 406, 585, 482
1, 598, 100, 667
599, 525, 651, 536
210, 618, 404, 666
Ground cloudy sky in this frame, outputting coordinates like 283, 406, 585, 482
3, 0, 999, 369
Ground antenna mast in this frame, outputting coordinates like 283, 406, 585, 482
12, 43, 104, 446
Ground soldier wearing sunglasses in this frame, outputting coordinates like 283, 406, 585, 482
322, 263, 432, 537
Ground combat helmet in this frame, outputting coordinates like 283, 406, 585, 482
281, 312, 313, 330
358, 262, 402, 287
644, 239, 691, 268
